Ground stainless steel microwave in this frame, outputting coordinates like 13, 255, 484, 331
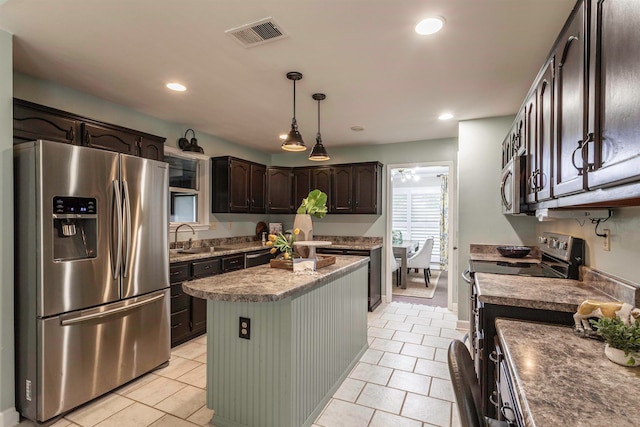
500, 155, 527, 214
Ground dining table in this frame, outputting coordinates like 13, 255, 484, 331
392, 240, 419, 289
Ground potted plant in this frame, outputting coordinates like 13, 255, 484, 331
590, 317, 640, 366
293, 189, 328, 257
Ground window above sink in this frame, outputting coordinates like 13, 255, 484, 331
165, 146, 210, 232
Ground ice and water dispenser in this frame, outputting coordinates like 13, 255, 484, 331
52, 196, 98, 261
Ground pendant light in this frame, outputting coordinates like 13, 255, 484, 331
309, 93, 330, 161
281, 71, 307, 152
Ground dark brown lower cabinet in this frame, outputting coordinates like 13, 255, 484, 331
316, 247, 382, 311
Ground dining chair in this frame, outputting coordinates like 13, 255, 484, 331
406, 237, 434, 286
389, 249, 401, 286
447, 340, 509, 427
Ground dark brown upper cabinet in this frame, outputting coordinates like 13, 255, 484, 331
504, 0, 640, 209
553, 0, 588, 198
292, 167, 312, 211
331, 162, 382, 214
82, 122, 139, 156
586, 0, 640, 190
523, 63, 558, 206
536, 59, 555, 202
13, 101, 80, 145
211, 156, 266, 213
267, 167, 293, 213
332, 165, 353, 213
311, 167, 333, 212
12, 99, 165, 161
250, 163, 266, 213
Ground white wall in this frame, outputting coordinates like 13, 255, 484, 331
0, 28, 19, 427
457, 116, 538, 321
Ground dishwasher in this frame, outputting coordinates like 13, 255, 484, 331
245, 249, 276, 268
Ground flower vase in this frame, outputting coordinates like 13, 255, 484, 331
604, 344, 640, 367
293, 213, 313, 258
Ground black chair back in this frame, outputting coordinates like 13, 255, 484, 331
447, 339, 484, 427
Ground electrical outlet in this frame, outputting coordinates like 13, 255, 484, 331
603, 229, 611, 251
239, 317, 250, 339
210, 222, 216, 230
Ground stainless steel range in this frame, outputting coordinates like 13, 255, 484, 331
463, 232, 584, 420
469, 232, 585, 279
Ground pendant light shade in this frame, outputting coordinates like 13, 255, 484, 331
281, 71, 307, 152
309, 93, 330, 161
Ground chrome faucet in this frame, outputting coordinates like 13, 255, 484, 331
174, 223, 195, 249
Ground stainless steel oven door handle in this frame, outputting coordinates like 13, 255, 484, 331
111, 180, 123, 279
122, 180, 132, 278
60, 293, 164, 326
461, 268, 472, 284
500, 170, 512, 211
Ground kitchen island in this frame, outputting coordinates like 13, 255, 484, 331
182, 255, 370, 427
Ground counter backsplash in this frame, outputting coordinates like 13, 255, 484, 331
170, 235, 384, 250
580, 266, 640, 307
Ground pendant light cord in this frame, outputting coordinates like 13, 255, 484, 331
317, 98, 321, 138
293, 79, 297, 121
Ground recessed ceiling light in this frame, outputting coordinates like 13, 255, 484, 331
166, 82, 187, 92
438, 113, 454, 120
415, 17, 445, 35
350, 126, 365, 132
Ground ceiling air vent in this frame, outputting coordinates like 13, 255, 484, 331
225, 17, 289, 48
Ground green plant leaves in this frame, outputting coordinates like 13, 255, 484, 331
297, 189, 328, 218
590, 317, 640, 363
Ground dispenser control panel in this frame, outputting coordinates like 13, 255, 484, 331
53, 197, 97, 215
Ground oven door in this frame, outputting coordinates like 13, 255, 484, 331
500, 156, 526, 214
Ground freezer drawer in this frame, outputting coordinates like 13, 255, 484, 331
19, 289, 170, 423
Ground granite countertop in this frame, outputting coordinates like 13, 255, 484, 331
469, 244, 541, 263
169, 241, 267, 262
496, 318, 640, 427
182, 255, 369, 302
475, 273, 616, 312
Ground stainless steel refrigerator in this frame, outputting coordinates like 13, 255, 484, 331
14, 140, 170, 423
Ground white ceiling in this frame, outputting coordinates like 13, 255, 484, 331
0, 0, 576, 153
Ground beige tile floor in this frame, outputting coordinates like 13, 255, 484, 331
18, 301, 464, 427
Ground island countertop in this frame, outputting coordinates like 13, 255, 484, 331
496, 318, 640, 427
182, 255, 369, 302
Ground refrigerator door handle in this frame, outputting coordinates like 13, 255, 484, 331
60, 293, 165, 326
111, 180, 123, 279
122, 180, 132, 278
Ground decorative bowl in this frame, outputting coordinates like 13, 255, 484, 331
496, 246, 531, 258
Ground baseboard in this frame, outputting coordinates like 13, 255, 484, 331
0, 407, 20, 427
456, 319, 469, 332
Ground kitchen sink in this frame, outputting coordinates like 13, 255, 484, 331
177, 246, 235, 254
177, 247, 212, 254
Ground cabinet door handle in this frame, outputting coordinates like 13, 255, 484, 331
85, 131, 92, 146
489, 350, 499, 363
580, 132, 595, 172
571, 136, 589, 175
68, 126, 75, 141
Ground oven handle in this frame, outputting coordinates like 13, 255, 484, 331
461, 268, 472, 284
